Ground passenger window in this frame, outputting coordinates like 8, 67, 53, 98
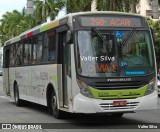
43, 30, 56, 63
9, 44, 15, 67
32, 34, 42, 64
23, 39, 32, 65
15, 42, 23, 66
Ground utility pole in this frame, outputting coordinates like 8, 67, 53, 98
151, 0, 159, 19
26, 0, 34, 15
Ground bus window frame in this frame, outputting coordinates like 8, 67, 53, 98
32, 33, 43, 65
23, 38, 32, 66
42, 29, 57, 64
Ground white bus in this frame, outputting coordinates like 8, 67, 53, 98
3, 12, 157, 119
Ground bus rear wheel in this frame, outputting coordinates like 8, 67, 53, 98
14, 84, 23, 106
50, 90, 63, 119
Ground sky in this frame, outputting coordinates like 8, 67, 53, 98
0, 0, 27, 19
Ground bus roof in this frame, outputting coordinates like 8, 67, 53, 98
4, 11, 144, 46
70, 11, 143, 17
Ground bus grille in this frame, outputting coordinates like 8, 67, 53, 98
99, 102, 139, 111
90, 81, 145, 90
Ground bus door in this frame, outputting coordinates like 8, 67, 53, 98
58, 31, 71, 108
3, 47, 10, 95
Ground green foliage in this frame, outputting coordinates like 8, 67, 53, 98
0, 9, 37, 45
66, 0, 140, 13
146, 17, 154, 28
146, 17, 160, 66
146, 17, 160, 44
66, 0, 92, 13
0, 0, 65, 45
33, 0, 65, 24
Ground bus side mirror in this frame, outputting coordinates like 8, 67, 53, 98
150, 27, 155, 44
67, 30, 73, 44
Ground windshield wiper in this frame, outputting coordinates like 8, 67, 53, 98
121, 27, 136, 47
91, 27, 111, 52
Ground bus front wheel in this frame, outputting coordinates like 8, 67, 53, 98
50, 90, 63, 119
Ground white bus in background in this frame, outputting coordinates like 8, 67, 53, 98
0, 47, 3, 76
3, 12, 157, 119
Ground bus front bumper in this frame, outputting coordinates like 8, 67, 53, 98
73, 90, 158, 113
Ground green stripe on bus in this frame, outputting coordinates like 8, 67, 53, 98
52, 75, 57, 88
89, 85, 147, 99
40, 21, 59, 33
40, 25, 49, 32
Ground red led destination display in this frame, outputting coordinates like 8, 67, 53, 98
80, 16, 142, 27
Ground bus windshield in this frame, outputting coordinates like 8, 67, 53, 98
76, 30, 155, 77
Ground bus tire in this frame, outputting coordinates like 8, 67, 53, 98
14, 83, 23, 106
49, 90, 63, 119
111, 113, 124, 117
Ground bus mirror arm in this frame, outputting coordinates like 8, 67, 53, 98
67, 30, 73, 44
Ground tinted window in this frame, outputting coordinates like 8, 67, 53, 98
23, 39, 32, 65
9, 44, 15, 67
15, 42, 23, 66
32, 34, 42, 64
43, 30, 56, 63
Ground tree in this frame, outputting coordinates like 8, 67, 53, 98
66, 0, 92, 13
34, 0, 65, 24
66, 0, 140, 13
130, 0, 139, 13
146, 17, 160, 69
0, 9, 37, 45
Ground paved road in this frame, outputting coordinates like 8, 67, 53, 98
0, 76, 160, 132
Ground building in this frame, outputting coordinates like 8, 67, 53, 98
26, 0, 33, 15
137, 0, 160, 19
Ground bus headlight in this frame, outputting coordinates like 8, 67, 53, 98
77, 80, 93, 98
145, 78, 155, 95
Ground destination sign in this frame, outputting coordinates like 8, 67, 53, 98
80, 16, 142, 27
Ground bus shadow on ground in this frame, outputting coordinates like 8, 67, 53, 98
8, 100, 150, 125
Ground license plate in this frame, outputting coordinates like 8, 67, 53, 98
113, 100, 127, 106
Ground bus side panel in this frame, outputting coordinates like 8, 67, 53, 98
39, 64, 58, 106
14, 67, 27, 100
9, 68, 15, 99
25, 64, 57, 106
7, 64, 57, 107
27, 66, 38, 103
37, 64, 57, 106
3, 68, 10, 95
